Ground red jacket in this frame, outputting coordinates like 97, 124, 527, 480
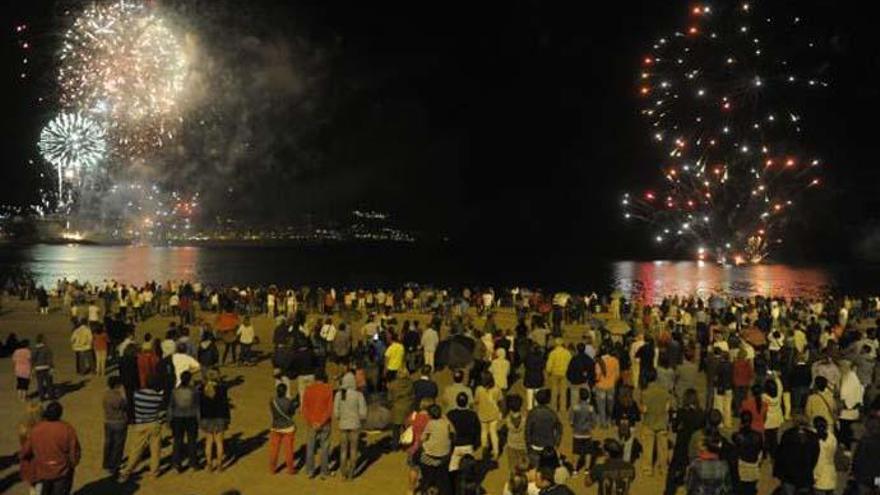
137, 350, 159, 388
302, 381, 334, 428
21, 420, 81, 481
732, 359, 754, 387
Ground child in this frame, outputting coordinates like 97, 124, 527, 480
569, 387, 596, 474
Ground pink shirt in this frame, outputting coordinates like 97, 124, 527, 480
12, 348, 32, 379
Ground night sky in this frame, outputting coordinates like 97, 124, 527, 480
2, 0, 879, 264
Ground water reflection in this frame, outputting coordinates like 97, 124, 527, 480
0, 245, 865, 300
612, 260, 833, 302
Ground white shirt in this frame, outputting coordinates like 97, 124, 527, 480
172, 353, 201, 386
237, 324, 255, 345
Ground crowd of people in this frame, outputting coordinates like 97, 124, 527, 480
6, 277, 880, 495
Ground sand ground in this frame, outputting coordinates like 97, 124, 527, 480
0, 297, 783, 495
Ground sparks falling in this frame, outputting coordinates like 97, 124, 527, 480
58, 0, 191, 156
38, 112, 107, 208
624, 1, 827, 264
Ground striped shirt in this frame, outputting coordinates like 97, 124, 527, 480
133, 389, 165, 424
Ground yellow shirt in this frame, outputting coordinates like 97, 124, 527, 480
385, 342, 405, 371
545, 346, 572, 377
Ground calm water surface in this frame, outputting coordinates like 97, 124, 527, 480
1, 244, 877, 301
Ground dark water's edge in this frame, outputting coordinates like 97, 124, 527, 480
1, 244, 879, 300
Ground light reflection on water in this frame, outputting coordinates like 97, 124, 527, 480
612, 260, 833, 302
1, 245, 873, 301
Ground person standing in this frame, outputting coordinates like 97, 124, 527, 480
20, 401, 81, 495
421, 324, 439, 370
268, 383, 298, 475
334, 371, 367, 480
169, 371, 200, 472
447, 392, 481, 474
419, 404, 454, 494
70, 319, 93, 376
523, 343, 545, 411
32, 334, 54, 401
685, 434, 733, 494
17, 401, 43, 495
302, 369, 333, 479
475, 372, 503, 460
731, 410, 762, 495
117, 377, 164, 482
504, 394, 528, 474
594, 350, 620, 428
525, 389, 562, 468
585, 439, 636, 495
639, 369, 671, 477
664, 388, 704, 495
773, 415, 820, 494
102, 376, 128, 476
200, 369, 231, 472
93, 327, 109, 377
12, 340, 32, 401
384, 332, 405, 381
569, 388, 597, 475
812, 416, 837, 495
545, 338, 572, 413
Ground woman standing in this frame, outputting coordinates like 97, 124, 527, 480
170, 370, 201, 472
12, 340, 32, 400
419, 404, 453, 494
813, 416, 837, 495
334, 371, 367, 480
200, 368, 231, 472
407, 398, 433, 495
475, 372, 503, 460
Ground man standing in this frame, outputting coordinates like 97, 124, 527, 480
32, 333, 55, 400
102, 376, 128, 476
545, 338, 572, 413
21, 401, 81, 495
421, 324, 439, 370
118, 377, 165, 482
302, 369, 333, 479
70, 319, 93, 375
526, 389, 562, 468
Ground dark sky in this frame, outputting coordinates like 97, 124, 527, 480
2, 0, 880, 263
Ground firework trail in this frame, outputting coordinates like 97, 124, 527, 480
624, 1, 827, 264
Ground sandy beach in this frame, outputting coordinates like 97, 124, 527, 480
0, 297, 785, 495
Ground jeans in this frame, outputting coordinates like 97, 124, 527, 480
170, 417, 199, 469
339, 429, 360, 478
239, 343, 253, 364
35, 368, 54, 400
305, 424, 330, 476
120, 422, 162, 477
594, 387, 614, 427
268, 431, 296, 474
103, 422, 127, 472
38, 473, 74, 495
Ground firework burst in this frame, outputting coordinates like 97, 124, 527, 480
625, 1, 827, 264
38, 112, 107, 207
58, 0, 190, 154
